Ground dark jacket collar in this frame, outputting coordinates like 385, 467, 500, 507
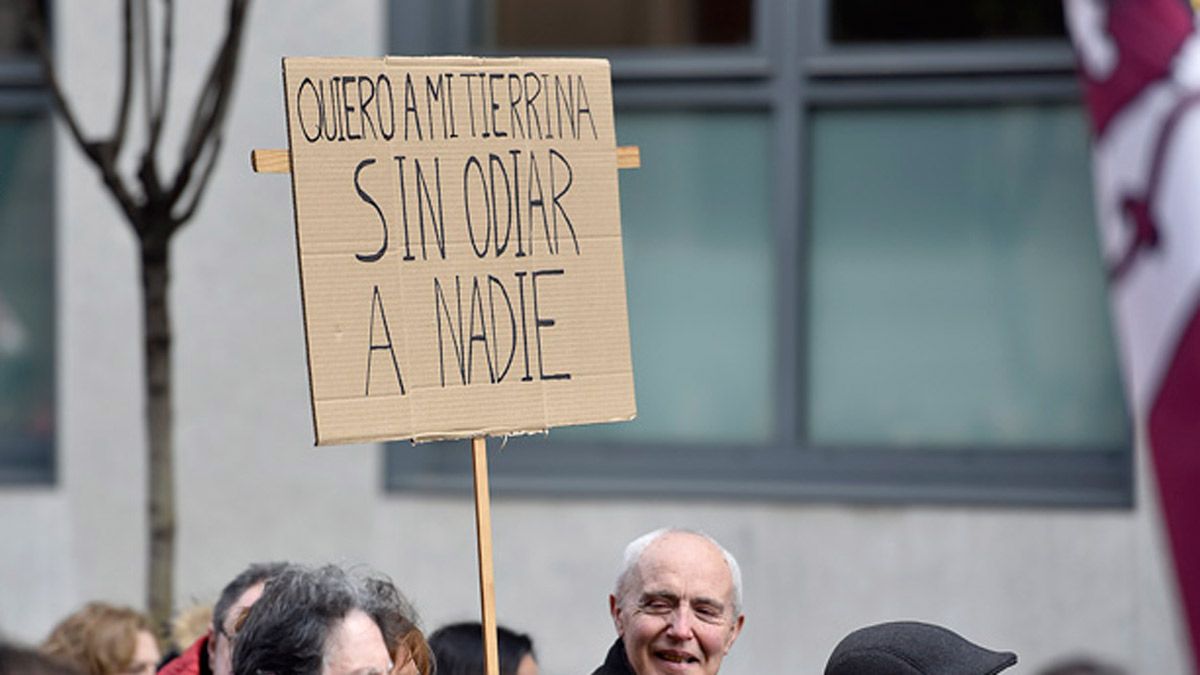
590, 638, 636, 675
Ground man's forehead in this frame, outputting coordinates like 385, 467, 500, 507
237, 582, 266, 606
325, 610, 392, 675
643, 533, 726, 566
634, 533, 733, 592
224, 582, 266, 628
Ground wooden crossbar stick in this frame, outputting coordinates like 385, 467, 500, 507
250, 146, 641, 173
616, 145, 640, 169
472, 436, 501, 675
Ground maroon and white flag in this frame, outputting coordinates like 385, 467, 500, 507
1066, 0, 1200, 669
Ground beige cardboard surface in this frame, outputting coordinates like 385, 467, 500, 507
282, 56, 635, 445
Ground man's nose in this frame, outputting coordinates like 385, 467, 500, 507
665, 607, 695, 639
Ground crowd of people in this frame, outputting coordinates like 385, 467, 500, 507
0, 528, 1125, 675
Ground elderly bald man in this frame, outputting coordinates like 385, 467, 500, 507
592, 528, 745, 675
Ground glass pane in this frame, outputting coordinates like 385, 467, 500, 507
480, 0, 752, 49
829, 0, 1066, 44
0, 113, 54, 472
554, 111, 772, 444
806, 105, 1129, 448
0, 1, 44, 57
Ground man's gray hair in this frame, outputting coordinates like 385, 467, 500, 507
613, 528, 743, 616
212, 561, 294, 635
232, 563, 423, 675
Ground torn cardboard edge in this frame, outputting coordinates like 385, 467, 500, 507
388, 410, 637, 445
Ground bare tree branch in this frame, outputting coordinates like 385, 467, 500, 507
171, 133, 222, 226
168, 0, 249, 206
139, 0, 153, 138
22, 0, 142, 225
110, 0, 136, 161
138, 0, 165, 202
146, 0, 174, 159
23, 3, 93, 161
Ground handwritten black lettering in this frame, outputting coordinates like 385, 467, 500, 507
403, 73, 422, 141
356, 75, 376, 139
353, 158, 387, 262
467, 276, 496, 384
463, 155, 491, 258
531, 269, 570, 381
549, 149, 579, 254
377, 74, 395, 140
414, 157, 447, 260
489, 153, 512, 257
394, 156, 416, 261
297, 77, 322, 143
434, 275, 466, 387
364, 285, 405, 396
487, 274, 517, 382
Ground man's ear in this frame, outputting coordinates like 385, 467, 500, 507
724, 614, 745, 654
609, 594, 624, 636
206, 629, 217, 663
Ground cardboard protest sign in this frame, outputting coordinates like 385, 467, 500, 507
281, 57, 635, 445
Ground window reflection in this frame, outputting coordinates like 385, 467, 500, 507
806, 105, 1127, 448
829, 0, 1065, 44
481, 0, 752, 49
0, 114, 54, 473
0, 0, 45, 57
555, 110, 773, 443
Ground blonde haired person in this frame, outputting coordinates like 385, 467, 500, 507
168, 604, 212, 657
42, 602, 160, 675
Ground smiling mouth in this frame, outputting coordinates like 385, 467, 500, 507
655, 651, 699, 666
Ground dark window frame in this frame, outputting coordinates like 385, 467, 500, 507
384, 0, 1133, 507
0, 17, 56, 486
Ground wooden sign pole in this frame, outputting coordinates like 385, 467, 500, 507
471, 436, 500, 675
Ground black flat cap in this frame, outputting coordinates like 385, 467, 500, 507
824, 621, 1017, 675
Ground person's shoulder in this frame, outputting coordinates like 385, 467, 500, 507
589, 639, 635, 675
158, 634, 210, 675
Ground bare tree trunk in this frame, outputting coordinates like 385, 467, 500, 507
23, 0, 251, 634
141, 232, 174, 630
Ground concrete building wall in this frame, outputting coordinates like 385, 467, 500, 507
0, 2, 1190, 674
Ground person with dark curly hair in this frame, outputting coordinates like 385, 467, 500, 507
231, 564, 430, 675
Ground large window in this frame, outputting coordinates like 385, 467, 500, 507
385, 0, 1131, 505
807, 105, 1124, 449
0, 0, 55, 484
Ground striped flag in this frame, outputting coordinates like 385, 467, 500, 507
1065, 0, 1200, 670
